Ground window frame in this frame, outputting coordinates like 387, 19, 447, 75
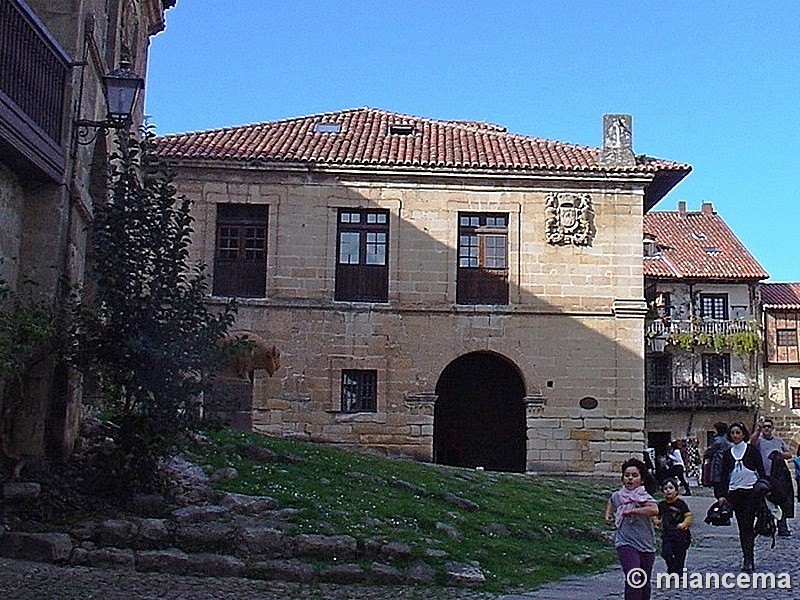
341, 369, 378, 413
646, 353, 672, 388
456, 212, 509, 305
701, 353, 731, 386
212, 204, 268, 298
335, 209, 389, 302
776, 328, 798, 347
699, 293, 729, 321
792, 388, 800, 410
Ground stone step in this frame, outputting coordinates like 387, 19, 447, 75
0, 489, 485, 587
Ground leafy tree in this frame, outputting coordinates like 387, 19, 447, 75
0, 276, 57, 462
74, 130, 236, 497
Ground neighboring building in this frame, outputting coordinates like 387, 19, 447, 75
642, 201, 768, 456
156, 108, 690, 474
760, 282, 800, 450
0, 0, 175, 460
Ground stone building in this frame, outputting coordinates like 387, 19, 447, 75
642, 202, 768, 457
0, 0, 175, 461
760, 282, 800, 449
155, 108, 690, 474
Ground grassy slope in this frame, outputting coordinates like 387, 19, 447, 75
189, 427, 618, 593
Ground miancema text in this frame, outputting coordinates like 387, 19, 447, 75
657, 570, 791, 590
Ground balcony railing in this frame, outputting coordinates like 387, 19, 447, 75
646, 318, 753, 338
0, 0, 69, 180
646, 385, 758, 410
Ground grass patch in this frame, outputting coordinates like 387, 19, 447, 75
187, 427, 618, 593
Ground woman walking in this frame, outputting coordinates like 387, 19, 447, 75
713, 421, 767, 572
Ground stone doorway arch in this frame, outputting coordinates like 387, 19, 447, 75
433, 351, 526, 472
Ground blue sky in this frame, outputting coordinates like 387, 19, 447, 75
145, 1, 799, 282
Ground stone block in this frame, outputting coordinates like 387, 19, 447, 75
446, 561, 485, 586
136, 548, 189, 574
406, 559, 436, 583
185, 553, 246, 577
2, 482, 41, 501
236, 526, 286, 557
175, 523, 236, 553
604, 430, 633, 441
318, 563, 365, 583
97, 519, 136, 547
609, 441, 645, 452
247, 558, 315, 582
85, 547, 135, 569
370, 561, 405, 583
291, 534, 357, 560
135, 519, 171, 548
221, 492, 279, 514
0, 532, 73, 562
171, 504, 229, 523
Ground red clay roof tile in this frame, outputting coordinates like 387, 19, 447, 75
155, 106, 689, 176
643, 204, 769, 281
760, 282, 800, 308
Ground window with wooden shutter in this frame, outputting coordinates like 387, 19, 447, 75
335, 209, 389, 302
213, 204, 268, 298
456, 213, 508, 304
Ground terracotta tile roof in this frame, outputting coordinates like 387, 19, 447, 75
155, 107, 690, 206
643, 203, 769, 281
761, 283, 800, 309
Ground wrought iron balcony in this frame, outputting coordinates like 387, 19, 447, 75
646, 385, 758, 411
0, 0, 70, 180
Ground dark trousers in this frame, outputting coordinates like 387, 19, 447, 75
670, 465, 691, 494
617, 545, 655, 600
661, 534, 690, 573
728, 488, 759, 564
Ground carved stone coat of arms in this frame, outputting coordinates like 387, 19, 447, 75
544, 192, 595, 246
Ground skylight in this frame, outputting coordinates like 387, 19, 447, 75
388, 123, 415, 135
314, 122, 341, 133
704, 246, 720, 254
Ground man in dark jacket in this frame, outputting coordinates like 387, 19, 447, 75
751, 418, 792, 536
704, 421, 731, 487
768, 450, 795, 526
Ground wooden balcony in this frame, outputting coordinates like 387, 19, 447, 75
646, 385, 758, 411
0, 0, 69, 182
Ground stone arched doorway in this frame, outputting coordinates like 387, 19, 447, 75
433, 352, 526, 472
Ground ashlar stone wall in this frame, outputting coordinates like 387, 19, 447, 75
174, 165, 650, 475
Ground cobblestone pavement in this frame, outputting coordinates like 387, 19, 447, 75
4, 486, 800, 599
500, 485, 800, 599
0, 558, 500, 600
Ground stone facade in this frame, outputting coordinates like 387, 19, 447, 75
167, 157, 669, 475
0, 0, 175, 460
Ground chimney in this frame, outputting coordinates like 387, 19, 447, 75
599, 114, 635, 167
677, 201, 686, 217
701, 202, 713, 215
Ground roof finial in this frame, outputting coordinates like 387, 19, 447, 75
599, 114, 635, 167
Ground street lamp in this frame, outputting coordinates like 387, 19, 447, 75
75, 61, 144, 144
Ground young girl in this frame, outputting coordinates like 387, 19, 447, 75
605, 458, 659, 600
656, 478, 692, 573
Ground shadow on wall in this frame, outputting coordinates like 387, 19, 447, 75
182, 171, 647, 474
